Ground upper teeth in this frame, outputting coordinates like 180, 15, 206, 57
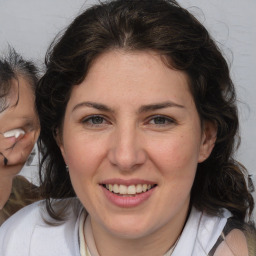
105, 184, 153, 195
3, 129, 25, 138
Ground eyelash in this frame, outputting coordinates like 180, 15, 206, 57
16, 123, 34, 134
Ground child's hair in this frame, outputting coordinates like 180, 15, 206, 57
0, 46, 38, 113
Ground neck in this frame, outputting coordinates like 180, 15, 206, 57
89, 207, 189, 256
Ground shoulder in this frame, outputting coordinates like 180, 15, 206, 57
0, 199, 44, 232
212, 219, 256, 256
173, 207, 233, 255
197, 208, 233, 245
188, 208, 255, 256
214, 229, 248, 256
0, 198, 83, 256
0, 200, 45, 255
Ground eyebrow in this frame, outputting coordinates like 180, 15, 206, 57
72, 101, 113, 113
72, 101, 184, 113
20, 116, 35, 121
138, 101, 184, 113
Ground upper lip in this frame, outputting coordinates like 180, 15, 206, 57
100, 178, 156, 186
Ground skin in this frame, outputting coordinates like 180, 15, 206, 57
0, 76, 40, 209
214, 229, 248, 256
59, 50, 217, 256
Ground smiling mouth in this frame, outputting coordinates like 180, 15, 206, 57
102, 184, 157, 197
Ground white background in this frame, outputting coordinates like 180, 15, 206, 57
1, 0, 256, 208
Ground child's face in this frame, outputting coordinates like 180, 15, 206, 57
0, 75, 39, 209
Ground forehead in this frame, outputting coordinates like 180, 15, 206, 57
0, 75, 35, 115
1, 75, 32, 102
68, 50, 194, 109
0, 78, 18, 112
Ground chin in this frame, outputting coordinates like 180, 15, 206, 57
101, 215, 156, 240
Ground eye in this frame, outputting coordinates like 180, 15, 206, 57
88, 116, 104, 124
81, 115, 109, 127
147, 115, 176, 126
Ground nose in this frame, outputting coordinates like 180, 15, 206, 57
108, 125, 147, 171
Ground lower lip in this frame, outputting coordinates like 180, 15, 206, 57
101, 186, 156, 208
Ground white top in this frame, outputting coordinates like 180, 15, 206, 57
0, 198, 232, 256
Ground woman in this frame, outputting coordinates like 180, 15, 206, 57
0, 0, 255, 255
0, 48, 40, 210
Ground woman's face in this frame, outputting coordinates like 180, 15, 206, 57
0, 76, 39, 209
59, 50, 216, 241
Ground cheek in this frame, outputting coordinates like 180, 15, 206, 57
152, 135, 200, 207
150, 134, 201, 176
63, 136, 100, 201
63, 134, 106, 176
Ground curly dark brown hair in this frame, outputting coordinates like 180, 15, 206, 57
36, 0, 254, 221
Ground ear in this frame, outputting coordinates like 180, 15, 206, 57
198, 121, 217, 163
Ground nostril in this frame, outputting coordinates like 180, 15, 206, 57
108, 147, 147, 171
